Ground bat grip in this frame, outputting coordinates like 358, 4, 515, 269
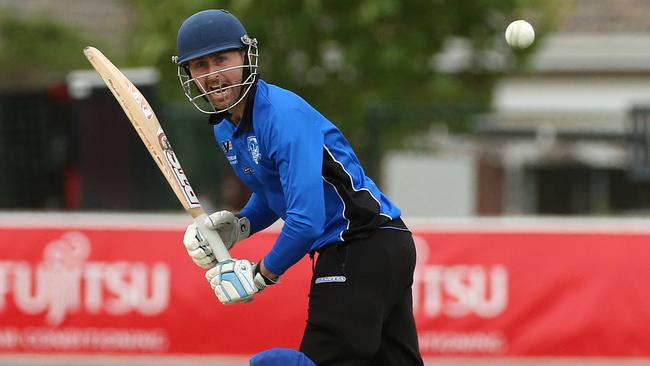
194, 213, 232, 262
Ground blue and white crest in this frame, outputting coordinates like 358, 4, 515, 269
247, 136, 260, 164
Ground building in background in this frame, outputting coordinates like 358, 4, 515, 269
0, 0, 140, 210
0, 0, 133, 49
385, 0, 650, 217
5, 0, 650, 217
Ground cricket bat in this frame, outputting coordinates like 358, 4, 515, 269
83, 46, 231, 263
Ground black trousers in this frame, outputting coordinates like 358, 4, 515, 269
299, 226, 424, 366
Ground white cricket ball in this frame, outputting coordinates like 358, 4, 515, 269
505, 20, 535, 49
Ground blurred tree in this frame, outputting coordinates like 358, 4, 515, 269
0, 1, 561, 210
126, 0, 559, 136
0, 12, 91, 89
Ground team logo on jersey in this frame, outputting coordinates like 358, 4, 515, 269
247, 136, 260, 164
220, 140, 233, 154
315, 276, 347, 284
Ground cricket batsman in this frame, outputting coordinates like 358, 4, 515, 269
176, 9, 424, 366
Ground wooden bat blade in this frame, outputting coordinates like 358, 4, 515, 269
82, 47, 199, 212
82, 46, 230, 262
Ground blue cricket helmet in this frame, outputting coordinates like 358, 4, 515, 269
176, 9, 249, 65
250, 348, 316, 366
173, 9, 259, 115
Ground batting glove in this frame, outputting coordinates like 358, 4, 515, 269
205, 259, 280, 305
182, 210, 250, 269
205, 210, 250, 248
183, 222, 217, 269
206, 258, 258, 304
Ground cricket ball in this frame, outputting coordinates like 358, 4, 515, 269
505, 20, 535, 49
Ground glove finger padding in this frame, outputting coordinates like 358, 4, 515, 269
205, 210, 237, 230
205, 211, 250, 249
193, 256, 217, 269
183, 222, 217, 269
186, 247, 209, 260
183, 223, 201, 250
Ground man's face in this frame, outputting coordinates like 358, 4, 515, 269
187, 50, 245, 110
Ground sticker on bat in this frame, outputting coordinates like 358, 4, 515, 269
157, 128, 201, 208
124, 76, 154, 120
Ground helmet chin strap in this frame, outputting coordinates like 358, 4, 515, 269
222, 50, 252, 116
222, 91, 242, 117
209, 73, 255, 115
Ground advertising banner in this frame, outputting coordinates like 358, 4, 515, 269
1, 217, 649, 357
411, 230, 650, 356
0, 226, 309, 355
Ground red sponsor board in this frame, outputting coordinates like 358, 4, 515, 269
0, 226, 309, 355
1, 217, 649, 357
411, 231, 650, 356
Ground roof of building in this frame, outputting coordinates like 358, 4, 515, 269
558, 0, 650, 33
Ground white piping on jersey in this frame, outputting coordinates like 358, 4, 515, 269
324, 146, 392, 221
378, 226, 410, 232
323, 176, 348, 242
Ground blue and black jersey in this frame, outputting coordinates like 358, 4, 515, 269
211, 80, 402, 275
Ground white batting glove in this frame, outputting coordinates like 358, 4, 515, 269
182, 211, 250, 269
205, 259, 280, 305
206, 259, 259, 304
205, 210, 250, 249
183, 222, 218, 269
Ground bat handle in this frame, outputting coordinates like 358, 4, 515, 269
194, 213, 232, 262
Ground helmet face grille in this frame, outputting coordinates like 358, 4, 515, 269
176, 40, 259, 115
175, 10, 259, 114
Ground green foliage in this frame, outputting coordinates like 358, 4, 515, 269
127, 0, 558, 133
125, 0, 216, 97
0, 12, 90, 88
